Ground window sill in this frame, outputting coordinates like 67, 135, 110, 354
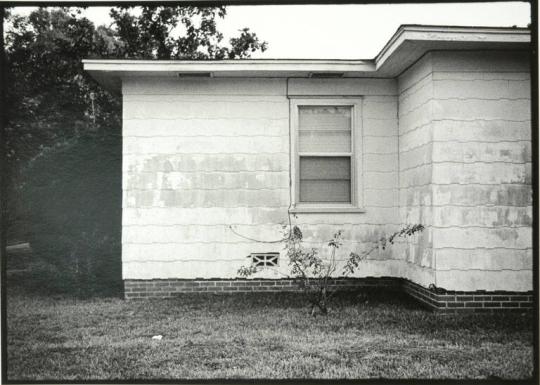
290, 206, 366, 214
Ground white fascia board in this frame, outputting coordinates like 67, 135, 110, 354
374, 25, 531, 70
82, 59, 376, 75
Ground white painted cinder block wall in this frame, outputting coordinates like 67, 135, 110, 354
398, 51, 532, 291
122, 78, 290, 279
122, 49, 531, 292
288, 79, 406, 279
398, 54, 437, 288
122, 77, 410, 280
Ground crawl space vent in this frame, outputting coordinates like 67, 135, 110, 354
251, 253, 279, 267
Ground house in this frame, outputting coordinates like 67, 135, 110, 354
84, 25, 533, 312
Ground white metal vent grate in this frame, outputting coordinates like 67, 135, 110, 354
251, 253, 279, 267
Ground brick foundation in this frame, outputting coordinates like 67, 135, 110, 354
401, 279, 533, 314
124, 277, 399, 299
124, 277, 533, 313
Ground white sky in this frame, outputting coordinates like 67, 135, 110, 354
14, 2, 531, 59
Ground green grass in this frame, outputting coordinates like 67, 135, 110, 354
6, 286, 534, 380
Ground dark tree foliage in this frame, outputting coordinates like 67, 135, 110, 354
5, 8, 121, 166
22, 134, 122, 295
109, 6, 267, 59
4, 6, 267, 296
5, 7, 123, 295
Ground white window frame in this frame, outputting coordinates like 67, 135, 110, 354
290, 97, 364, 213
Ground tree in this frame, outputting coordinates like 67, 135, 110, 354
4, 6, 268, 295
4, 7, 124, 294
4, 7, 121, 167
4, 6, 267, 167
108, 6, 267, 59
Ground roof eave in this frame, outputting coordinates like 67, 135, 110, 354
83, 25, 531, 94
374, 24, 530, 65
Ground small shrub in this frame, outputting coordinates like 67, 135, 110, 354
239, 224, 424, 316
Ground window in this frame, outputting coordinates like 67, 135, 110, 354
290, 98, 363, 212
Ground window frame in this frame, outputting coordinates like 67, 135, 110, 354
290, 97, 365, 213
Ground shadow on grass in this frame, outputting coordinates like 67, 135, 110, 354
6, 275, 534, 380
6, 286, 534, 380
6, 255, 123, 299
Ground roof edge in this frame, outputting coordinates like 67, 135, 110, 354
83, 24, 531, 92
374, 24, 530, 67
83, 25, 531, 67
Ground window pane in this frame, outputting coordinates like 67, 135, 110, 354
299, 156, 351, 203
299, 106, 351, 131
300, 156, 351, 179
299, 131, 351, 152
299, 106, 351, 152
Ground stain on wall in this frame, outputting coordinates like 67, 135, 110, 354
398, 53, 437, 287
122, 77, 412, 280
121, 49, 532, 292
398, 51, 532, 291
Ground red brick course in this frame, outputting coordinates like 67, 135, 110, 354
124, 277, 398, 299
124, 277, 533, 313
401, 279, 533, 314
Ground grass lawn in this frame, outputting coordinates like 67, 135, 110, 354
6, 285, 534, 380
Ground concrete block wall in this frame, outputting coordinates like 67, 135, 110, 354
429, 51, 532, 291
122, 77, 406, 280
398, 51, 532, 292
122, 50, 531, 293
398, 54, 437, 288
122, 78, 291, 279
287, 78, 410, 279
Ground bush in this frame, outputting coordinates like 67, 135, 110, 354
20, 132, 122, 296
239, 224, 425, 316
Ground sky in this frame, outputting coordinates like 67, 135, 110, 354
14, 2, 531, 59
